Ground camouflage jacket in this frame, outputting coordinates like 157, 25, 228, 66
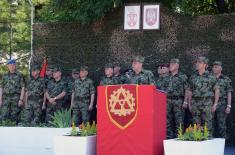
156, 74, 170, 92
124, 69, 155, 85
188, 71, 219, 97
216, 74, 233, 99
0, 71, 25, 95
67, 77, 75, 95
113, 74, 125, 84
46, 78, 67, 98
167, 72, 188, 97
99, 76, 119, 86
26, 77, 45, 97
73, 78, 95, 98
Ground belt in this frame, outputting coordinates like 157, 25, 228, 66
167, 96, 184, 100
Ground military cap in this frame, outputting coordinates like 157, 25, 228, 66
80, 66, 89, 71
47, 65, 55, 70
113, 62, 121, 67
31, 65, 41, 71
132, 56, 145, 63
7, 59, 16, 65
105, 63, 114, 69
72, 68, 80, 73
170, 58, 180, 64
196, 57, 209, 64
53, 66, 62, 72
213, 61, 222, 66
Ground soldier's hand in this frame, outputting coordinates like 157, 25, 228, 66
49, 98, 55, 103
88, 104, 93, 111
211, 104, 217, 113
18, 100, 24, 107
225, 107, 231, 114
42, 104, 46, 110
182, 102, 188, 109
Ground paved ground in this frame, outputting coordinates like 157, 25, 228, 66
225, 147, 235, 155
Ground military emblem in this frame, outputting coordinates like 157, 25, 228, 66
127, 13, 137, 27
145, 8, 158, 26
106, 85, 138, 129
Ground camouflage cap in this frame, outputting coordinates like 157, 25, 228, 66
105, 63, 114, 69
213, 61, 222, 66
196, 57, 209, 64
7, 59, 16, 65
113, 62, 121, 67
72, 68, 80, 73
170, 58, 180, 64
47, 64, 55, 70
31, 65, 41, 71
132, 56, 145, 63
53, 66, 62, 72
80, 66, 89, 71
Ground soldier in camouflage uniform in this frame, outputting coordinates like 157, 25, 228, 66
166, 59, 188, 138
212, 61, 233, 138
0, 59, 25, 123
45, 66, 67, 124
113, 62, 125, 84
100, 63, 119, 86
187, 57, 220, 133
45, 65, 54, 87
71, 66, 95, 125
124, 56, 155, 85
21, 65, 45, 126
156, 63, 170, 92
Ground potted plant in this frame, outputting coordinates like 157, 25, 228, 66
53, 121, 97, 155
164, 124, 225, 155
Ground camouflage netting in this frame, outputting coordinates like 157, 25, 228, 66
34, 5, 235, 145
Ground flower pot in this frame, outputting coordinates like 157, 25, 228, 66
53, 135, 97, 155
164, 138, 225, 155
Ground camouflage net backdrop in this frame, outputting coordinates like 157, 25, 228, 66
34, 5, 235, 145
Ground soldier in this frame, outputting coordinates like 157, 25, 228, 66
45, 66, 67, 124
0, 59, 25, 123
21, 65, 46, 126
113, 62, 125, 84
212, 61, 233, 139
71, 66, 95, 125
156, 63, 170, 92
100, 63, 118, 86
125, 56, 155, 85
187, 57, 220, 133
45, 65, 54, 87
166, 59, 188, 139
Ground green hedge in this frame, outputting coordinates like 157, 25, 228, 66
34, 5, 235, 145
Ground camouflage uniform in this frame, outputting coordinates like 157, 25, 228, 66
72, 77, 95, 125
0, 71, 25, 123
125, 69, 155, 85
125, 56, 155, 85
167, 72, 188, 138
45, 77, 67, 123
213, 61, 233, 138
100, 76, 119, 86
21, 76, 45, 126
156, 74, 170, 92
113, 74, 125, 84
188, 70, 219, 133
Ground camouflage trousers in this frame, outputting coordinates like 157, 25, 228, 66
214, 99, 228, 139
45, 100, 64, 124
191, 97, 213, 133
0, 94, 21, 123
167, 98, 185, 139
72, 97, 90, 126
21, 97, 43, 126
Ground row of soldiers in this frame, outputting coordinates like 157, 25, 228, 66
0, 56, 233, 140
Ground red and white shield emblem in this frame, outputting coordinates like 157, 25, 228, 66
127, 13, 137, 27
106, 85, 138, 130
145, 8, 158, 26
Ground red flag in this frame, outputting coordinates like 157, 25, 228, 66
40, 57, 48, 78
